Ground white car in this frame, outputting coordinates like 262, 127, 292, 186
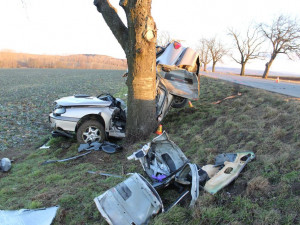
49, 42, 201, 143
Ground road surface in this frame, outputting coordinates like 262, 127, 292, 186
200, 72, 300, 98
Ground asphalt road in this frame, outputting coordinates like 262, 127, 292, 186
200, 72, 300, 98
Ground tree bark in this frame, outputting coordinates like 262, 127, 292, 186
240, 63, 245, 76
262, 54, 276, 79
125, 0, 157, 141
94, 0, 157, 142
203, 63, 207, 72
212, 61, 216, 72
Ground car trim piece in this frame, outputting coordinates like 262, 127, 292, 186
50, 115, 79, 122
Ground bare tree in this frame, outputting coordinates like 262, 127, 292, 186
228, 26, 264, 76
197, 38, 212, 72
157, 30, 171, 47
208, 37, 228, 72
94, 0, 157, 142
259, 15, 300, 78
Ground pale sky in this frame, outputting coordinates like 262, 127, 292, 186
0, 0, 300, 74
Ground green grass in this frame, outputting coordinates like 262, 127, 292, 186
0, 70, 299, 224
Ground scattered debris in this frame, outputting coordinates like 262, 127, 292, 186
212, 92, 242, 104
128, 132, 188, 183
165, 190, 190, 212
94, 173, 163, 225
41, 141, 121, 165
41, 151, 92, 165
39, 140, 51, 149
0, 158, 11, 172
0, 206, 60, 225
94, 132, 255, 224
78, 141, 122, 154
87, 170, 123, 178
203, 152, 255, 194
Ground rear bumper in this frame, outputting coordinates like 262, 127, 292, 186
49, 113, 78, 132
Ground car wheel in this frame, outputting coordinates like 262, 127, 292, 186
171, 96, 188, 108
76, 120, 105, 144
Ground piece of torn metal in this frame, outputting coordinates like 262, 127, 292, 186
0, 206, 59, 225
175, 163, 202, 207
94, 173, 163, 225
165, 190, 190, 212
128, 131, 189, 187
78, 141, 122, 154
39, 140, 51, 149
87, 170, 123, 178
0, 158, 11, 172
203, 152, 255, 194
41, 151, 92, 165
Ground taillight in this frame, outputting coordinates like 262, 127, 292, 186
174, 42, 181, 49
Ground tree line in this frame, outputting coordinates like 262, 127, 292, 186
158, 14, 300, 79
0, 51, 127, 70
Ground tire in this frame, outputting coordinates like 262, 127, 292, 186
76, 120, 105, 144
171, 96, 188, 108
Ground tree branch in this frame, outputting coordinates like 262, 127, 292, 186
94, 0, 129, 53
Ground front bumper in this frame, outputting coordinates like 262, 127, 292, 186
49, 113, 78, 132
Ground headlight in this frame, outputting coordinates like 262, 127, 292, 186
53, 106, 66, 116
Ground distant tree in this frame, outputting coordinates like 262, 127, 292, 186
94, 0, 157, 142
208, 37, 228, 72
197, 38, 212, 72
228, 26, 264, 76
259, 15, 300, 78
157, 30, 171, 47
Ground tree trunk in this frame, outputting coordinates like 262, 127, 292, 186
94, 0, 157, 142
212, 61, 216, 72
203, 63, 207, 72
123, 0, 157, 141
240, 63, 245, 76
262, 54, 276, 79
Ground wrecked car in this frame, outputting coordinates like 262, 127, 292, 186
94, 132, 255, 225
49, 42, 201, 143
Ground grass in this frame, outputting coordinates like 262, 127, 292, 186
0, 69, 299, 224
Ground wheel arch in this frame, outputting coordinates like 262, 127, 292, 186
75, 114, 106, 133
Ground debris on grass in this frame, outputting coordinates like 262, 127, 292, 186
212, 92, 242, 104
87, 170, 123, 178
0, 158, 11, 172
94, 173, 163, 225
94, 132, 255, 225
39, 140, 51, 149
78, 141, 122, 154
41, 151, 92, 165
0, 205, 60, 225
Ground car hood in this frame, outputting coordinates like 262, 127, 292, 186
55, 96, 111, 107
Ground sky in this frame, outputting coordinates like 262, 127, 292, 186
0, 0, 300, 74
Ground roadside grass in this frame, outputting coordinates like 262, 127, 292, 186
0, 70, 299, 224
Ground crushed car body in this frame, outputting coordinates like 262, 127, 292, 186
49, 42, 200, 143
94, 173, 163, 225
94, 132, 255, 224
